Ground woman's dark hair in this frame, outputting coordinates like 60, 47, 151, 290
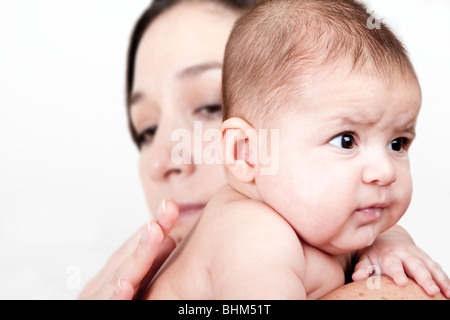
125, 0, 256, 147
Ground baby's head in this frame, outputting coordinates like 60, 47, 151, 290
221, 0, 422, 254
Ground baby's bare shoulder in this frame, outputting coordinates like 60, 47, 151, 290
208, 192, 304, 263
212, 193, 295, 238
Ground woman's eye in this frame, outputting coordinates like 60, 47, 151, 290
137, 126, 157, 147
390, 137, 409, 152
329, 133, 356, 149
194, 104, 222, 119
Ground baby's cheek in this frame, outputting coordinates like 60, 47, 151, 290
391, 183, 413, 224
401, 174, 413, 208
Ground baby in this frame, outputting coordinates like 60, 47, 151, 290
145, 0, 423, 299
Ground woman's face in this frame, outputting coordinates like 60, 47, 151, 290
130, 2, 239, 243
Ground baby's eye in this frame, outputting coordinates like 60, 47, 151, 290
389, 137, 409, 152
329, 133, 356, 149
194, 104, 222, 119
137, 126, 157, 148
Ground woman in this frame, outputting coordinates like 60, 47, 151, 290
79, 0, 449, 300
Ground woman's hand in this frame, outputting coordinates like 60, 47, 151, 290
78, 200, 179, 299
352, 225, 450, 298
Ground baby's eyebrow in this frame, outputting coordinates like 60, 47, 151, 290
334, 115, 377, 127
389, 115, 418, 138
403, 123, 416, 137
330, 115, 417, 137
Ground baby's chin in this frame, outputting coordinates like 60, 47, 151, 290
318, 227, 381, 255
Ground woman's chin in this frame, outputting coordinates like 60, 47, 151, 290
170, 211, 202, 244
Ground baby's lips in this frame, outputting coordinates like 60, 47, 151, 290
355, 206, 384, 222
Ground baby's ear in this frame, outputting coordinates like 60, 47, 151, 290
220, 117, 257, 183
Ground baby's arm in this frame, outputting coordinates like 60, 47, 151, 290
210, 202, 307, 299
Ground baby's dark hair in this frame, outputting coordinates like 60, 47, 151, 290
222, 0, 418, 126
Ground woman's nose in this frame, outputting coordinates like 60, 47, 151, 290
147, 127, 195, 181
361, 151, 397, 186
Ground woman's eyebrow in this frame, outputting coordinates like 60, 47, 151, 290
130, 91, 144, 107
177, 61, 222, 79
130, 62, 222, 108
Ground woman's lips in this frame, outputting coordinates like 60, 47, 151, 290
177, 203, 206, 220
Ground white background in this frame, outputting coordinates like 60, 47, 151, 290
0, 0, 449, 299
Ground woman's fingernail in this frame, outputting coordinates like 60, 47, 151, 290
156, 199, 167, 221
140, 222, 151, 243
114, 278, 122, 295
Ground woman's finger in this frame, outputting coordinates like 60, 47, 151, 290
80, 198, 180, 300
135, 236, 177, 298
157, 199, 179, 236
111, 278, 134, 300
132, 199, 179, 297
115, 221, 165, 293
78, 225, 146, 299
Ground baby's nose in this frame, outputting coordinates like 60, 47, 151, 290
360, 151, 397, 186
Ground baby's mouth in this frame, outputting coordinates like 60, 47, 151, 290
355, 204, 386, 223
